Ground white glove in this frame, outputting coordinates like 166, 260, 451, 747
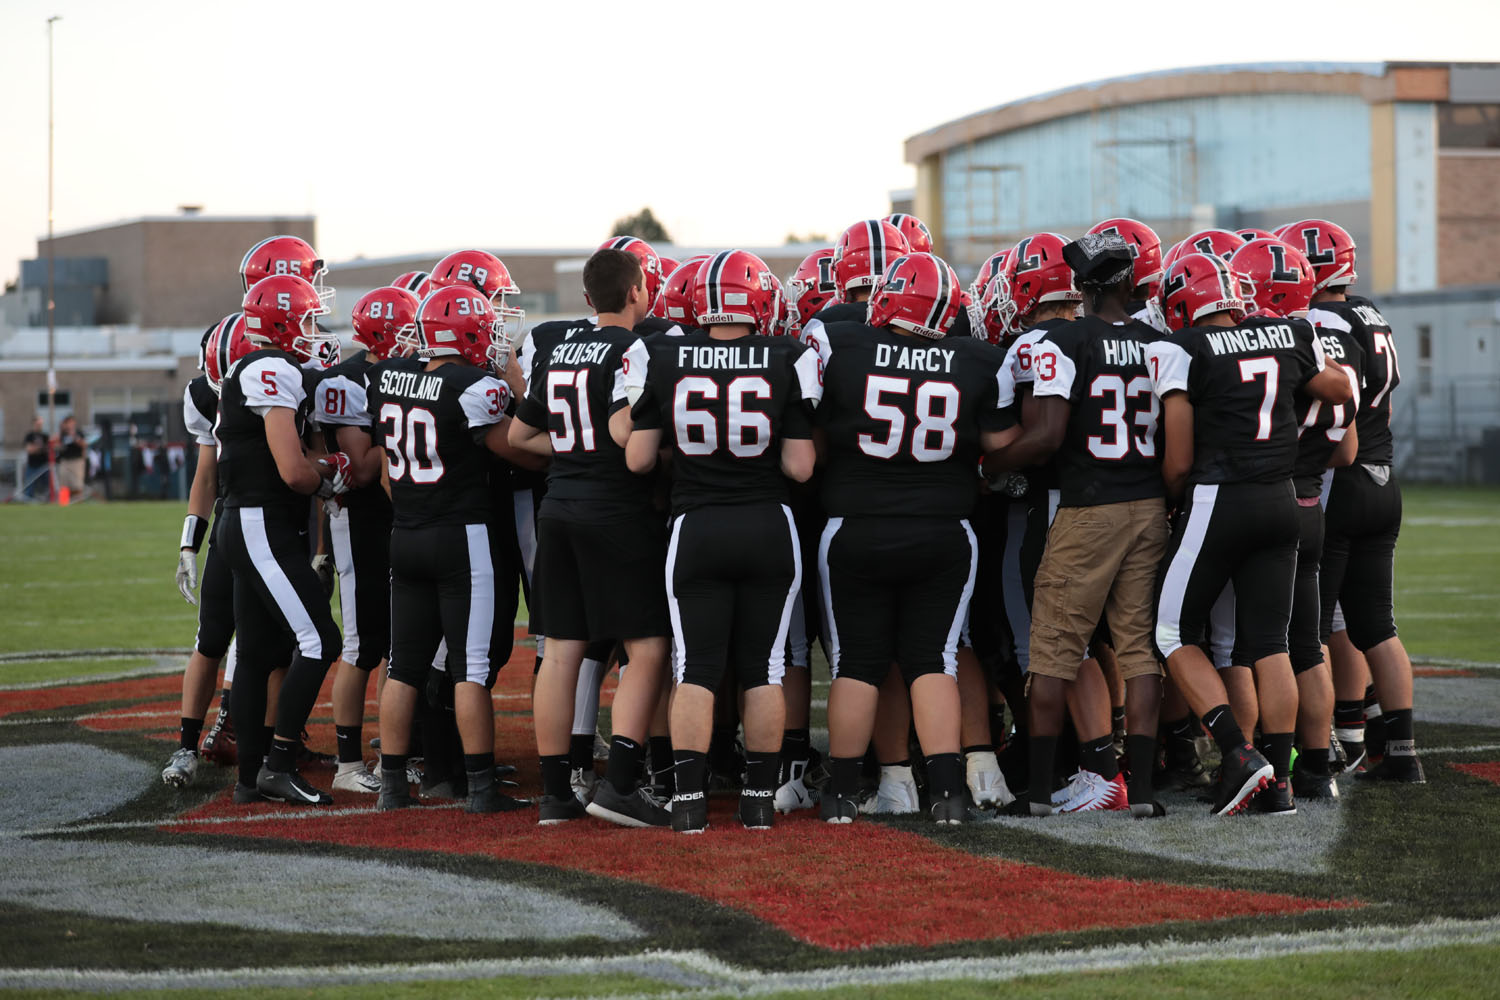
176, 549, 199, 605
316, 452, 354, 500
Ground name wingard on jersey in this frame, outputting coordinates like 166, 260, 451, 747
1203, 323, 1297, 356
377, 369, 443, 401
875, 343, 956, 372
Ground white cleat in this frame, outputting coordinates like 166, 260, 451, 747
862, 765, 920, 815
1054, 770, 1129, 813
331, 763, 382, 794
1052, 770, 1086, 806
774, 758, 819, 813
161, 747, 199, 788
965, 750, 1015, 808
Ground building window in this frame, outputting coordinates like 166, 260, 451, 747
1438, 104, 1500, 149
91, 386, 168, 433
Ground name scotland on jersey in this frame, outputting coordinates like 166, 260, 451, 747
1204, 323, 1297, 356
875, 342, 956, 373
677, 344, 771, 370
378, 368, 443, 401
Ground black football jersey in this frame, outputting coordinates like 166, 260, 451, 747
1293, 324, 1366, 498
813, 323, 1008, 518
365, 358, 508, 528
996, 318, 1074, 493
1307, 296, 1399, 465
946, 307, 973, 340
515, 324, 652, 519
632, 329, 822, 514
216, 349, 321, 509
520, 317, 686, 393
183, 375, 218, 448
1146, 316, 1325, 485
312, 354, 393, 515
1031, 316, 1164, 507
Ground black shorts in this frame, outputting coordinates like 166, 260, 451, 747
787, 480, 828, 668
818, 515, 978, 686
1155, 480, 1298, 665
666, 503, 800, 693
532, 511, 670, 642
1319, 466, 1401, 650
327, 498, 393, 672
195, 522, 235, 660
388, 523, 506, 689
999, 490, 1059, 673
1290, 500, 1326, 674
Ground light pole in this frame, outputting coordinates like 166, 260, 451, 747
45, 14, 60, 435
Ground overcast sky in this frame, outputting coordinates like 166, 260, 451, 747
1, 0, 1497, 287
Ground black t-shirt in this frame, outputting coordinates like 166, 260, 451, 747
23, 431, 48, 467
1307, 296, 1399, 466
632, 329, 822, 514
365, 358, 508, 528
812, 322, 1008, 518
516, 323, 653, 520
1293, 324, 1366, 498
312, 354, 392, 515
57, 430, 86, 461
1147, 316, 1325, 486
217, 349, 322, 509
1032, 316, 1165, 507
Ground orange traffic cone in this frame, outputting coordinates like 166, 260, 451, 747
57, 486, 70, 506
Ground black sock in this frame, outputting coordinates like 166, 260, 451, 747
829, 756, 862, 797
606, 735, 644, 794
1202, 704, 1246, 756
989, 704, 1010, 746
744, 750, 778, 792
962, 743, 995, 756
673, 750, 708, 799
1080, 735, 1119, 780
1165, 714, 1195, 740
463, 752, 491, 776
1111, 705, 1127, 737
782, 728, 810, 760
380, 752, 408, 776
261, 725, 276, 757
1260, 732, 1295, 779
335, 724, 362, 765
1383, 708, 1415, 754
925, 752, 963, 800
1298, 745, 1330, 777
648, 736, 674, 785
266, 738, 297, 774
568, 733, 595, 771
1334, 699, 1365, 741
540, 754, 572, 800
1029, 735, 1058, 806
1365, 686, 1387, 753
1126, 734, 1155, 804
180, 717, 204, 753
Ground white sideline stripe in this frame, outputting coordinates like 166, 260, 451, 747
0, 802, 465, 839
1, 690, 535, 727
0, 664, 181, 691
3, 918, 1498, 993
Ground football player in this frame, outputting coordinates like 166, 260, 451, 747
625, 250, 822, 832
368, 286, 529, 813
1086, 218, 1165, 332
985, 233, 1169, 816
214, 274, 353, 805
313, 287, 418, 794
510, 248, 673, 827
1146, 252, 1351, 815
810, 252, 1013, 825
1296, 220, 1424, 782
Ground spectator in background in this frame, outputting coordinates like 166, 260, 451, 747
22, 416, 50, 501
54, 415, 87, 498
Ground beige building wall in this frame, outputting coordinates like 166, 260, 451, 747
1437, 153, 1500, 287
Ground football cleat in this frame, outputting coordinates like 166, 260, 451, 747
1054, 771, 1129, 813
1291, 769, 1340, 802
256, 766, 333, 806
332, 763, 382, 794
863, 765, 920, 815
586, 782, 671, 828
930, 791, 967, 825
774, 758, 819, 813
1212, 744, 1274, 816
161, 747, 199, 788
1160, 732, 1214, 789
377, 769, 416, 811
965, 750, 1015, 808
672, 791, 709, 834
570, 767, 598, 806
296, 730, 337, 768
1131, 799, 1168, 818
1335, 735, 1367, 775
232, 782, 266, 804
1255, 776, 1297, 815
466, 784, 529, 814
1355, 748, 1425, 783
737, 788, 775, 830
820, 790, 860, 824
537, 794, 589, 826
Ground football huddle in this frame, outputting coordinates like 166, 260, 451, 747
161, 210, 1418, 834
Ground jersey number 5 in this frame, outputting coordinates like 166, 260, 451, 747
859, 376, 959, 462
379, 403, 444, 483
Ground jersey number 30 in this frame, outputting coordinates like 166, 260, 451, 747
379, 404, 444, 483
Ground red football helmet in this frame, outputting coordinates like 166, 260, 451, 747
1237, 227, 1276, 244
1087, 218, 1163, 297
417, 285, 506, 369
833, 220, 910, 300
241, 274, 334, 362
1232, 239, 1315, 318
786, 247, 839, 331
770, 274, 795, 337
884, 213, 933, 254
203, 312, 252, 396
429, 249, 524, 340
657, 255, 680, 283
1281, 219, 1357, 290
1182, 228, 1243, 261
1006, 233, 1081, 327
867, 252, 962, 340
599, 236, 665, 302
969, 248, 1013, 303
971, 269, 1015, 345
692, 250, 780, 335
654, 256, 708, 324
391, 270, 432, 298
1160, 252, 1249, 332
240, 235, 332, 306
351, 286, 420, 360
